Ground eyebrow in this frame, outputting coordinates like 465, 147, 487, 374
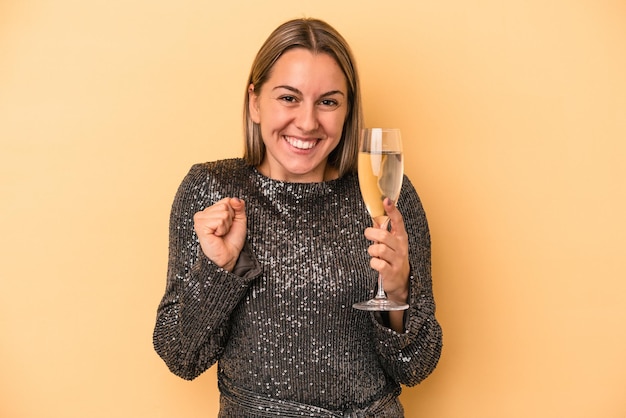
272, 85, 345, 98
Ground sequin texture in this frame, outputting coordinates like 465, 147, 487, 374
153, 158, 442, 416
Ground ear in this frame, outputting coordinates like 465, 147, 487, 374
248, 84, 261, 124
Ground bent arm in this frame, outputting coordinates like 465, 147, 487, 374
152, 165, 261, 380
370, 177, 443, 385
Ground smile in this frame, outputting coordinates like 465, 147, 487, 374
284, 135, 319, 150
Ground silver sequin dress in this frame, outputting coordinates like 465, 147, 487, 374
153, 159, 442, 417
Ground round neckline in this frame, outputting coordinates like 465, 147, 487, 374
250, 165, 345, 187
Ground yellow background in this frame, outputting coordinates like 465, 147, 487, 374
1, 0, 625, 417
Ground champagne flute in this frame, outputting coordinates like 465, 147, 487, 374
353, 128, 409, 311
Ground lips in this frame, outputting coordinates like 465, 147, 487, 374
284, 135, 319, 150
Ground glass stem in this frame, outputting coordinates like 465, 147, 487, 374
374, 217, 390, 300
375, 274, 387, 300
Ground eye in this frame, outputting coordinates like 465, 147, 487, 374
278, 95, 298, 104
319, 98, 339, 107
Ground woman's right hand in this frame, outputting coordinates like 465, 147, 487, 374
193, 197, 247, 272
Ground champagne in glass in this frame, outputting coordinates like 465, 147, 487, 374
353, 128, 409, 311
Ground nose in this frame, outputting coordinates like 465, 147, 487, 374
295, 103, 319, 132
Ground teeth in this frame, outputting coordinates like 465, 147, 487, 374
285, 136, 316, 150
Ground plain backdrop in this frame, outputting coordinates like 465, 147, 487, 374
1, 0, 625, 417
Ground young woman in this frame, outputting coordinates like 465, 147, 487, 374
153, 17, 442, 417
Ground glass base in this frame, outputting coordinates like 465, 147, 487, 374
353, 298, 409, 311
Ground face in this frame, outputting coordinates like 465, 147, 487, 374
249, 48, 348, 182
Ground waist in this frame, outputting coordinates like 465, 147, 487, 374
218, 374, 403, 417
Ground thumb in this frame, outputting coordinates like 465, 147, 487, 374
229, 197, 246, 219
384, 197, 405, 231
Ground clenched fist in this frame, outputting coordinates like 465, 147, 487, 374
193, 197, 247, 272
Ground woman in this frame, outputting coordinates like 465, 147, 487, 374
153, 17, 442, 417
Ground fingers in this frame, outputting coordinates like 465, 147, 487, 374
194, 200, 232, 237
364, 199, 407, 248
367, 238, 407, 269
193, 197, 245, 237
364, 199, 409, 281
192, 197, 247, 270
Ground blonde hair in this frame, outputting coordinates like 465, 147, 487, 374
243, 18, 363, 177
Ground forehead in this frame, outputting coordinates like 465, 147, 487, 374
266, 48, 347, 93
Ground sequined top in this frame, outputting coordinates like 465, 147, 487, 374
153, 158, 442, 416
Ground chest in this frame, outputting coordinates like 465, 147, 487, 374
245, 193, 373, 307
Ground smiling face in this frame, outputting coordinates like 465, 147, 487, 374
248, 48, 349, 183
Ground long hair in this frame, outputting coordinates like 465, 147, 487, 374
243, 18, 363, 177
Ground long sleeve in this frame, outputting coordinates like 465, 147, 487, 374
152, 164, 262, 380
370, 176, 443, 386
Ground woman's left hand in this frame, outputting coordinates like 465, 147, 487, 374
364, 198, 410, 306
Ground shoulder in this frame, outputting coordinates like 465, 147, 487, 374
189, 158, 248, 176
182, 158, 250, 184
399, 175, 426, 215
176, 158, 249, 191
173, 158, 251, 207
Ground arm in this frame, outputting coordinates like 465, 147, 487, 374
152, 164, 261, 380
369, 177, 443, 385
